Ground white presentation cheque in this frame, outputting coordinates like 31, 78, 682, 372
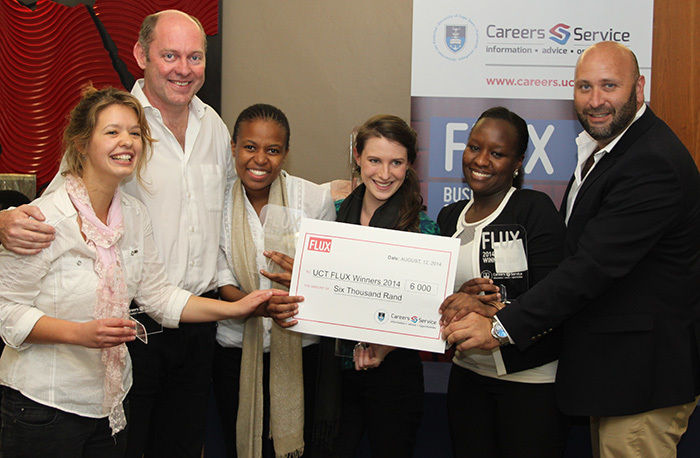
289, 218, 459, 353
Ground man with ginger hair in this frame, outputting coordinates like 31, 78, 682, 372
0, 9, 235, 458
120, 10, 235, 458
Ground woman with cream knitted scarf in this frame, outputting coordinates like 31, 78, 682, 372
213, 103, 335, 458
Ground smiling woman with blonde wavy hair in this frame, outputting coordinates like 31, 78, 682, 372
0, 88, 282, 458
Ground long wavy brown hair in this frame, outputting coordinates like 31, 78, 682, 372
355, 114, 423, 232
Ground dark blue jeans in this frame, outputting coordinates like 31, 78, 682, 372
0, 387, 127, 458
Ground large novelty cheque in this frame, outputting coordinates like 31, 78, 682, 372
289, 218, 459, 353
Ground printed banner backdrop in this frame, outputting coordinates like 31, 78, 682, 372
411, 0, 654, 220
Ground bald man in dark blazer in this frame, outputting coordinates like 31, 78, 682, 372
442, 41, 700, 457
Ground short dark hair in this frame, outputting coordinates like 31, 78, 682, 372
232, 103, 291, 150
474, 106, 529, 188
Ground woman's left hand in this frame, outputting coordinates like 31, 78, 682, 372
353, 343, 395, 370
260, 250, 294, 288
72, 318, 137, 348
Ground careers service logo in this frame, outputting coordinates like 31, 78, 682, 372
433, 15, 479, 61
549, 23, 571, 45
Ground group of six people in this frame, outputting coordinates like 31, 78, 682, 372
0, 8, 699, 458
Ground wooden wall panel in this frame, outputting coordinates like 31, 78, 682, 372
651, 0, 700, 169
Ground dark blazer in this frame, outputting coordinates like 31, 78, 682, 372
498, 107, 700, 417
438, 189, 565, 374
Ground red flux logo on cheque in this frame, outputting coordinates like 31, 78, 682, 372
308, 237, 332, 253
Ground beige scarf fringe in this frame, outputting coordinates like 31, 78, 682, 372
233, 174, 305, 458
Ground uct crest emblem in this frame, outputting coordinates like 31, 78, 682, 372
446, 25, 466, 52
433, 15, 479, 61
375, 310, 387, 324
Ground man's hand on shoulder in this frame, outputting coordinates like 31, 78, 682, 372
0, 205, 55, 255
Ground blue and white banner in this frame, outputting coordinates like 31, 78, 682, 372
411, 0, 654, 220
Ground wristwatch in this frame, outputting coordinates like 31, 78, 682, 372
490, 318, 510, 346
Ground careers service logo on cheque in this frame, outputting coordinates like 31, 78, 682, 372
433, 14, 479, 61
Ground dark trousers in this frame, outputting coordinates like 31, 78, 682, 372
329, 349, 424, 458
124, 321, 217, 458
447, 363, 570, 458
0, 387, 127, 458
212, 343, 319, 458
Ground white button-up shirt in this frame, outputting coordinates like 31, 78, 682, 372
0, 184, 191, 419
122, 80, 236, 295
43, 81, 235, 296
565, 104, 646, 224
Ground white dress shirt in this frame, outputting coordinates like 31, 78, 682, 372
565, 104, 646, 224
43, 81, 235, 295
122, 80, 236, 295
0, 184, 192, 419
496, 106, 648, 349
216, 172, 336, 350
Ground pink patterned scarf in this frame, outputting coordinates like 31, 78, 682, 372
65, 174, 129, 435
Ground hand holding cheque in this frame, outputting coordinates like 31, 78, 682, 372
260, 250, 294, 289
266, 218, 459, 353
